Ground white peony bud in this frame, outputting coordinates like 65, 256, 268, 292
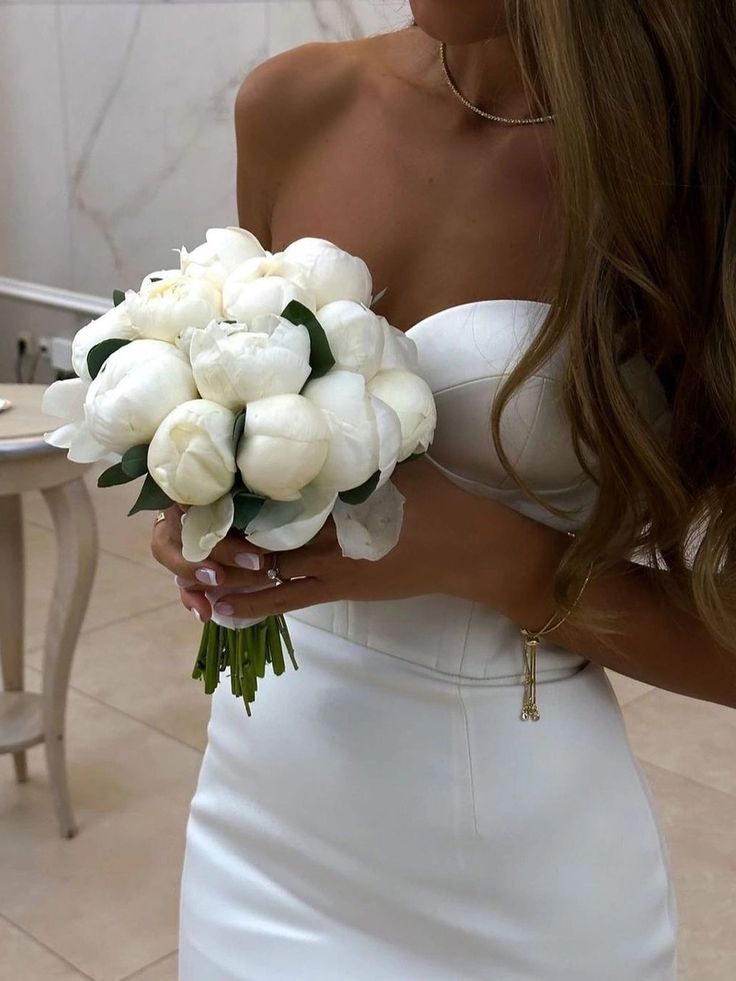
178, 226, 267, 290
301, 370, 380, 492
83, 339, 198, 454
236, 393, 330, 501
221, 266, 316, 324
314, 300, 384, 379
125, 274, 222, 343
189, 316, 311, 409
71, 303, 139, 380
147, 399, 237, 505
366, 369, 437, 461
282, 237, 372, 307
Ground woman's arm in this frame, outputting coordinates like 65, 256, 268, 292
456, 495, 736, 710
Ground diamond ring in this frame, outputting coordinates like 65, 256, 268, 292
267, 552, 286, 586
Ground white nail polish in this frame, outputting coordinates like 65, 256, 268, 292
234, 552, 261, 570
190, 608, 202, 623
195, 567, 218, 586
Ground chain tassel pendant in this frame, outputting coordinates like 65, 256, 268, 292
520, 630, 541, 721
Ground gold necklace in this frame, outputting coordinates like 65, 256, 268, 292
439, 41, 555, 126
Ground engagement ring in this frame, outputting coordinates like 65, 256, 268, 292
267, 552, 286, 586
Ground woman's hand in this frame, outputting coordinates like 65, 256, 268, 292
150, 455, 480, 622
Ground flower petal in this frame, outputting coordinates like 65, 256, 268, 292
369, 395, 402, 488
331, 479, 405, 560
181, 494, 235, 562
42, 377, 88, 422
244, 483, 338, 551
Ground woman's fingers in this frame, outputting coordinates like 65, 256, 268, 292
150, 506, 236, 586
179, 586, 212, 623
205, 530, 270, 570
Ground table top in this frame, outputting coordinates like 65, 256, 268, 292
0, 382, 75, 462
0, 383, 62, 442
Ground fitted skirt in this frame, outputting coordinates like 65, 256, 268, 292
179, 614, 678, 980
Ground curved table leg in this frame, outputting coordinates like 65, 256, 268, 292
41, 477, 98, 838
0, 494, 28, 783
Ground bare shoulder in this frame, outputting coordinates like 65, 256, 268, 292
234, 37, 382, 247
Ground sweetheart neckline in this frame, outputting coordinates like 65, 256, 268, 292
405, 297, 552, 334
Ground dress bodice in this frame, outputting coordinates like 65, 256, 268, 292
287, 299, 671, 685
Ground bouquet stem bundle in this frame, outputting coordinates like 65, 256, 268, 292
192, 616, 297, 715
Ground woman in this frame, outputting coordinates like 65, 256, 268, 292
153, 3, 736, 978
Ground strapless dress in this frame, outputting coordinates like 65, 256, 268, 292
178, 299, 678, 980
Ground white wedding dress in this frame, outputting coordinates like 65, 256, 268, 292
178, 299, 678, 980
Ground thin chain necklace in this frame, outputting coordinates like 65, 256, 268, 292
439, 41, 555, 126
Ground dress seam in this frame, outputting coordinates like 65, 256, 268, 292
456, 603, 479, 835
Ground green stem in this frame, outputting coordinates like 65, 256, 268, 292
203, 621, 219, 694
276, 615, 298, 671
267, 616, 285, 675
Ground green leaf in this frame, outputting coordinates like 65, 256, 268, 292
280, 299, 335, 379
112, 289, 125, 307
97, 462, 138, 488
338, 469, 380, 505
231, 491, 266, 530
120, 443, 149, 479
232, 408, 246, 453
87, 337, 131, 379
127, 474, 175, 516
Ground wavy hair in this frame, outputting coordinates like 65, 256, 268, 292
406, 1, 736, 666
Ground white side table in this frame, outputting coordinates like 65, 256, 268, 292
0, 384, 98, 838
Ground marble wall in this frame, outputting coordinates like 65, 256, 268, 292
0, 0, 411, 382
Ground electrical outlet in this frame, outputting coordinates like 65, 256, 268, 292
49, 336, 73, 373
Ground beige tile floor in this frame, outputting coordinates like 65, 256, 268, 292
1, 468, 735, 980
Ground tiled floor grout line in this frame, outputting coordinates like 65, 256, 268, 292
0, 909, 95, 980
24, 517, 174, 580
637, 757, 736, 802
24, 600, 185, 658
116, 947, 178, 981
23, 662, 206, 757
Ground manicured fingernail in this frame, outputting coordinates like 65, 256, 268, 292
214, 601, 234, 616
195, 567, 218, 586
190, 607, 202, 623
175, 574, 193, 587
234, 552, 261, 570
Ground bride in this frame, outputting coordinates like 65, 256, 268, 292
152, 2, 736, 978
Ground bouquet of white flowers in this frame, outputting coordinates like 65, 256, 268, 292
42, 227, 437, 715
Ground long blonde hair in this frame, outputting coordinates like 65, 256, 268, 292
408, 1, 736, 667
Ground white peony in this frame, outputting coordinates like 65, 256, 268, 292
189, 316, 311, 409
282, 237, 372, 307
236, 394, 330, 501
42, 377, 108, 463
376, 316, 419, 372
300, 370, 378, 492
366, 369, 437, 461
314, 300, 384, 379
83, 339, 198, 453
221, 265, 316, 324
147, 399, 237, 505
125, 274, 222, 343
178, 226, 268, 290
71, 302, 139, 380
